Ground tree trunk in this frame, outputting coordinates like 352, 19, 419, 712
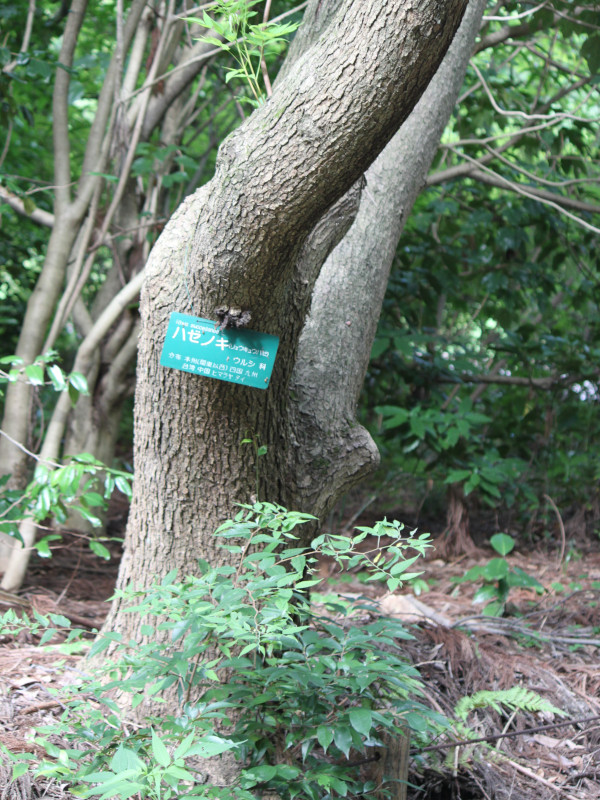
437, 483, 477, 557
103, 0, 468, 645
93, 0, 488, 789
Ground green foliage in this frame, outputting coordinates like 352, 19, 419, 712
440, 687, 565, 768
189, 0, 299, 106
0, 352, 132, 553
361, 4, 600, 537
0, 452, 132, 555
366, 169, 600, 532
0, 605, 86, 648
3, 503, 444, 800
0, 350, 89, 405
374, 398, 526, 507
452, 533, 544, 616
453, 687, 564, 723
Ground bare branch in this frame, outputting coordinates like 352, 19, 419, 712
141, 40, 218, 139
461, 164, 600, 225
442, 373, 573, 389
42, 183, 104, 353
74, 0, 148, 218
475, 20, 534, 52
471, 61, 600, 124
53, 0, 88, 213
482, 1, 550, 21
480, 143, 600, 191
2, 0, 36, 72
0, 187, 54, 228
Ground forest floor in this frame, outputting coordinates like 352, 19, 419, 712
0, 501, 599, 800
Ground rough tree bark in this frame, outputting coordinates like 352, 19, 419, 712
103, 0, 469, 639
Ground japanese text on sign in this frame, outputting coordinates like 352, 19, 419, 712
159, 312, 279, 390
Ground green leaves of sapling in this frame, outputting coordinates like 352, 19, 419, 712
0, 351, 89, 405
454, 532, 545, 615
188, 0, 299, 106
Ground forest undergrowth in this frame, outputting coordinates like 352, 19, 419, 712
0, 498, 599, 800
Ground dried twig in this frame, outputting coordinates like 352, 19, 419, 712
416, 714, 600, 753
544, 494, 566, 569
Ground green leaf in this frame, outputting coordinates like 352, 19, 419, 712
244, 765, 277, 781
482, 557, 509, 581
464, 472, 481, 495
48, 613, 71, 628
187, 736, 236, 758
89, 540, 111, 560
507, 566, 544, 591
88, 171, 119, 182
68, 383, 80, 406
47, 364, 67, 391
39, 628, 58, 645
12, 762, 29, 779
490, 533, 515, 556
76, 507, 102, 527
35, 486, 53, 517
333, 725, 353, 758
329, 777, 349, 796
349, 707, 372, 736
582, 33, 600, 74
381, 409, 409, 430
173, 732, 196, 760
151, 728, 171, 768
114, 475, 132, 497
35, 538, 52, 558
444, 469, 471, 484
371, 338, 389, 359
389, 555, 421, 575
317, 725, 333, 751
25, 363, 44, 385
109, 746, 144, 773
483, 600, 505, 616
473, 584, 500, 604
82, 491, 105, 507
68, 372, 89, 395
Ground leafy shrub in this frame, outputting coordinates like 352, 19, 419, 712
452, 533, 544, 615
3, 503, 445, 800
0, 351, 133, 554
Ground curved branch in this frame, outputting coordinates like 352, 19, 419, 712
0, 186, 54, 228
475, 20, 535, 52
288, 0, 487, 514
471, 60, 599, 124
178, 0, 469, 308
463, 165, 600, 228
2, 0, 36, 73
440, 373, 578, 389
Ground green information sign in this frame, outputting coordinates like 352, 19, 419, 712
160, 312, 279, 390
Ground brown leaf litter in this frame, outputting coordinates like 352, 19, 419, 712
0, 534, 599, 798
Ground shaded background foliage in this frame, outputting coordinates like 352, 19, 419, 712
1, 0, 600, 575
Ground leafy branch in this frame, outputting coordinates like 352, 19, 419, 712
189, 0, 299, 105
